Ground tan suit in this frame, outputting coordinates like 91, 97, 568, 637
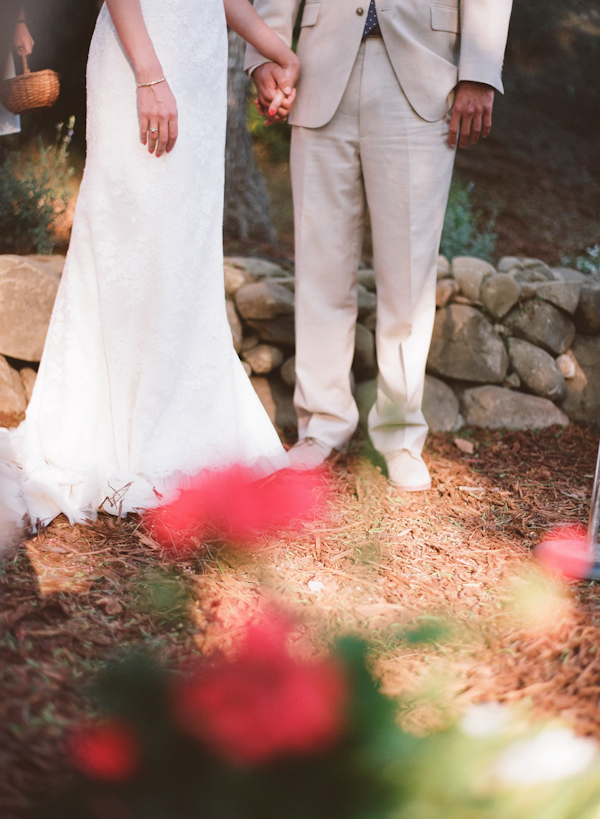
246, 0, 512, 457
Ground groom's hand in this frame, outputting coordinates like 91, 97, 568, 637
252, 62, 296, 124
448, 81, 494, 149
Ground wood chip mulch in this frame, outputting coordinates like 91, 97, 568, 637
1, 423, 599, 817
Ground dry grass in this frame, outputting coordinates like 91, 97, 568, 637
1, 424, 600, 816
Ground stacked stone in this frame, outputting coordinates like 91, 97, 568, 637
0, 255, 62, 415
429, 255, 599, 429
0, 252, 598, 433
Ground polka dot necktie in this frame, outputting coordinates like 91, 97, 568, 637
362, 0, 380, 37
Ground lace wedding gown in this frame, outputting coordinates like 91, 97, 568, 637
5, 0, 287, 528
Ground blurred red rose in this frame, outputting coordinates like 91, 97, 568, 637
171, 616, 348, 765
70, 720, 140, 781
534, 524, 592, 580
146, 465, 328, 550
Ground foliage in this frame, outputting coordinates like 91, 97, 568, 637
32, 610, 600, 819
0, 117, 75, 255
440, 180, 497, 262
561, 245, 600, 277
247, 99, 292, 164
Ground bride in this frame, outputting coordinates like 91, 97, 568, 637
3, 0, 299, 530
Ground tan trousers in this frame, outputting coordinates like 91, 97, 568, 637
290, 37, 456, 456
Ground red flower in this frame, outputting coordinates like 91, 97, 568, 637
70, 720, 140, 781
146, 465, 328, 551
171, 616, 348, 765
534, 524, 592, 580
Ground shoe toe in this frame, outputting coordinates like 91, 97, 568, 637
287, 439, 332, 470
385, 450, 431, 492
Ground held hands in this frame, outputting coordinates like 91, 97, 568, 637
137, 79, 178, 157
252, 57, 300, 125
448, 81, 494, 149
13, 21, 34, 56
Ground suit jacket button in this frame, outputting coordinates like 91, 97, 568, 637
356, 7, 364, 14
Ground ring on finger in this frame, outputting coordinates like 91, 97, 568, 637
149, 127, 159, 134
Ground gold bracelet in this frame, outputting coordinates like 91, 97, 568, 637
136, 77, 166, 89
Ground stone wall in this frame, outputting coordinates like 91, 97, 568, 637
1, 253, 598, 432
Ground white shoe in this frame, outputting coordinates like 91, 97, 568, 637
385, 449, 431, 492
287, 438, 333, 470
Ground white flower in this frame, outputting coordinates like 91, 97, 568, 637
494, 727, 597, 785
460, 703, 509, 737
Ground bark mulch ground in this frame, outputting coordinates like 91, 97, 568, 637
1, 424, 599, 817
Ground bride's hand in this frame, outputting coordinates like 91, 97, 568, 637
137, 81, 178, 157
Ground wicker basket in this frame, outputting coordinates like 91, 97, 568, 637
0, 53, 60, 115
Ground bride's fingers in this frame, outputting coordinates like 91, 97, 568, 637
147, 122, 160, 153
140, 115, 149, 145
268, 88, 285, 117
166, 116, 178, 154
155, 116, 169, 157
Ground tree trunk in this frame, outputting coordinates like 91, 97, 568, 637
224, 29, 276, 243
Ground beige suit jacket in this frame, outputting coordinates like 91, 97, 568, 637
245, 0, 513, 127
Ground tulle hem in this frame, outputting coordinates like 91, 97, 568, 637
0, 426, 290, 534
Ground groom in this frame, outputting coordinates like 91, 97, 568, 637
245, 0, 512, 490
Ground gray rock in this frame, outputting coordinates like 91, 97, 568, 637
352, 323, 377, 380
355, 374, 461, 432
504, 301, 575, 355
461, 385, 569, 429
504, 372, 521, 389
357, 283, 377, 319
427, 304, 508, 384
246, 315, 296, 347
560, 336, 600, 423
0, 255, 60, 362
225, 300, 243, 353
361, 309, 377, 332
242, 344, 284, 375
276, 277, 296, 292
502, 257, 554, 281
480, 274, 521, 319
519, 282, 540, 300
535, 281, 581, 315
507, 338, 566, 402
251, 376, 297, 432
436, 278, 459, 308
223, 262, 249, 297
225, 256, 286, 279
241, 334, 260, 353
452, 295, 482, 307
512, 268, 553, 283
280, 356, 296, 388
550, 266, 587, 284
26, 254, 65, 279
423, 375, 461, 431
497, 256, 521, 274
556, 353, 576, 380
355, 379, 376, 428
235, 279, 295, 321
20, 367, 36, 403
452, 256, 495, 300
0, 355, 27, 414
574, 281, 600, 335
437, 255, 451, 280
358, 268, 376, 292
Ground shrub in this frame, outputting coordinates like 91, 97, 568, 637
440, 180, 497, 262
561, 245, 600, 276
0, 117, 75, 255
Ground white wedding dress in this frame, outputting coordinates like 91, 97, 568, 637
3, 0, 287, 529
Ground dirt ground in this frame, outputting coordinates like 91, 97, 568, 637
2, 423, 600, 817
